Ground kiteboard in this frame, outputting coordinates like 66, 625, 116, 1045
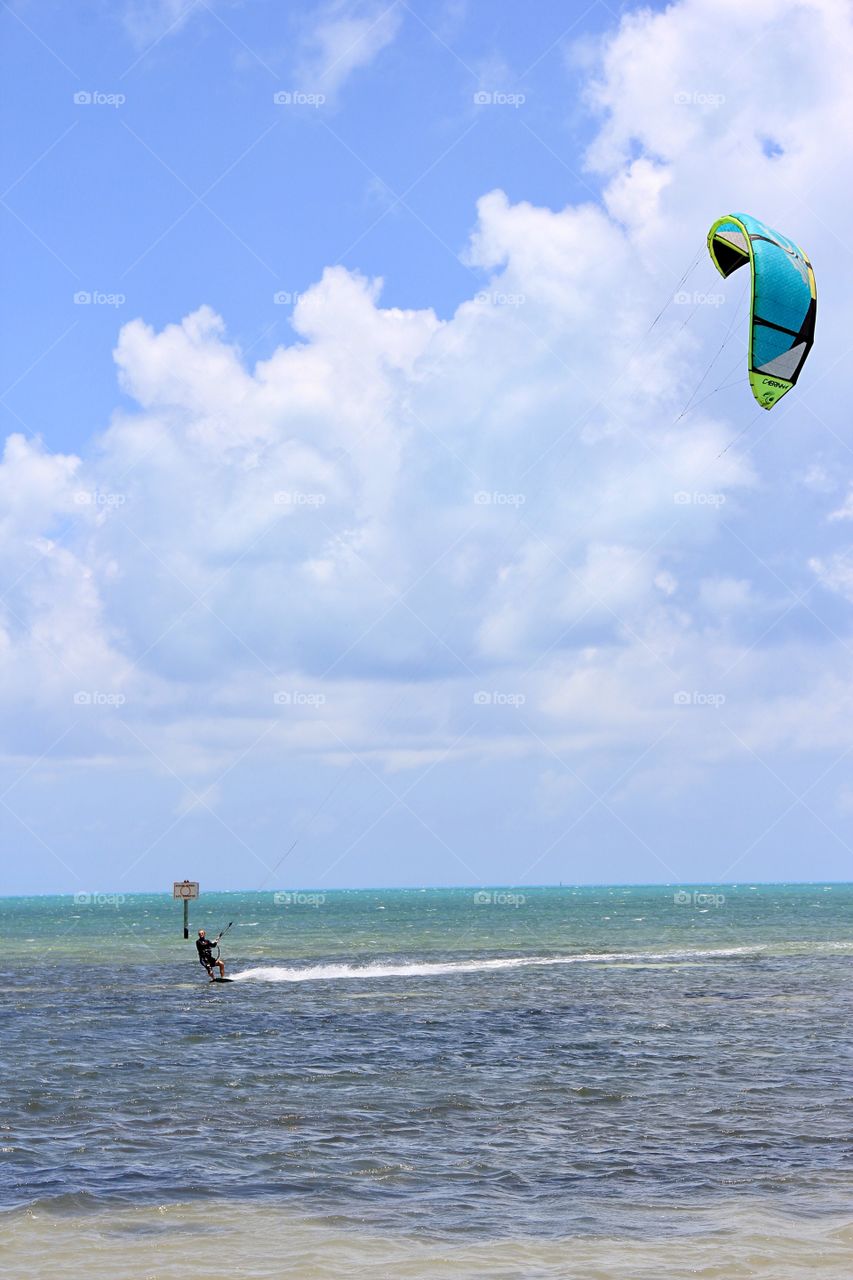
209, 977, 234, 983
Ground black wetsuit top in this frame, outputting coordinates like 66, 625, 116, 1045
196, 937, 217, 968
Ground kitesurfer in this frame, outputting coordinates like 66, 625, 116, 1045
196, 928, 225, 981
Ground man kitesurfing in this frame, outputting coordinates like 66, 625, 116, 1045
196, 928, 226, 982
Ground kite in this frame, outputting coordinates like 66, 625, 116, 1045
707, 213, 816, 409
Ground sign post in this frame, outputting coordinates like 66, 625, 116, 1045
173, 880, 199, 938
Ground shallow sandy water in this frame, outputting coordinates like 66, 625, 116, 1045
4, 1199, 853, 1280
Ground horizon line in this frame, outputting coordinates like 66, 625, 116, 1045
2, 878, 851, 901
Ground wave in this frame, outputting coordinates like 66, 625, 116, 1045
230, 945, 763, 984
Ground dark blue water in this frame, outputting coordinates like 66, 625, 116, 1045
1, 885, 851, 1240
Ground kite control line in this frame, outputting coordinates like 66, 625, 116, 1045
210, 920, 233, 958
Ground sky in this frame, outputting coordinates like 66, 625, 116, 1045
1, 0, 853, 896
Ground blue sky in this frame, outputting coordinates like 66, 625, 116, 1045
2, 0, 853, 896
3, 0, 631, 446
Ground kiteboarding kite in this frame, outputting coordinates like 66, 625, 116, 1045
707, 213, 816, 410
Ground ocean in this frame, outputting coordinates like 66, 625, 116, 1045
1, 884, 851, 1278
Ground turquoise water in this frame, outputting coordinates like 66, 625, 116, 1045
1, 884, 851, 1275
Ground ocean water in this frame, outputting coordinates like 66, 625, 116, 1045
1, 884, 851, 1278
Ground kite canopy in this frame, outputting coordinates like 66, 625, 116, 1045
707, 213, 816, 410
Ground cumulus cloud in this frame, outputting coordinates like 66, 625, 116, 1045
4, 0, 853, 886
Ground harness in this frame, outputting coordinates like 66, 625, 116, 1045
195, 923, 231, 975
197, 938, 219, 968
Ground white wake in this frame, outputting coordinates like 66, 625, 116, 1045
229, 945, 762, 984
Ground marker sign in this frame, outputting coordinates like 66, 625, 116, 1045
173, 880, 199, 900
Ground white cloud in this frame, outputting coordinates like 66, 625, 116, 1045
0, 433, 80, 539
296, 1, 403, 100
809, 553, 853, 601
829, 490, 853, 521
5, 0, 853, 886
802, 463, 838, 495
122, 0, 206, 46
